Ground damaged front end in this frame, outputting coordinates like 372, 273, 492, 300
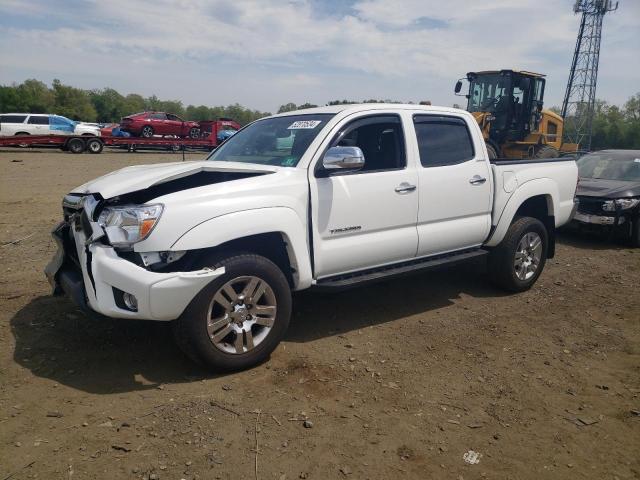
45, 193, 224, 321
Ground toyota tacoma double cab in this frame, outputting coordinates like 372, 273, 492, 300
46, 104, 579, 371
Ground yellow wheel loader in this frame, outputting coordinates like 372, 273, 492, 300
454, 69, 578, 159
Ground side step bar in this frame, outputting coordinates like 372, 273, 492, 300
315, 248, 487, 290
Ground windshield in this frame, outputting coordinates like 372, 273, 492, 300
467, 74, 510, 113
578, 151, 640, 181
207, 114, 334, 167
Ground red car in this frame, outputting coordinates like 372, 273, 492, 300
120, 112, 200, 138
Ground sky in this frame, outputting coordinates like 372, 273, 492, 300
0, 0, 638, 113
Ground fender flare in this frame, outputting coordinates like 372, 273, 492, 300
485, 178, 558, 247
171, 207, 312, 290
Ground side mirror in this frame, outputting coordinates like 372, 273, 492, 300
454, 80, 463, 94
320, 146, 365, 174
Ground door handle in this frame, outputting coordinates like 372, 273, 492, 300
395, 182, 417, 194
469, 175, 487, 185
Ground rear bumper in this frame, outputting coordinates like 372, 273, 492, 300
46, 223, 224, 321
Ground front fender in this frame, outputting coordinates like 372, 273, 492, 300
171, 207, 312, 290
485, 178, 558, 247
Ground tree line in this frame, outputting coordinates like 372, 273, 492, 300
0, 79, 638, 149
0, 79, 270, 126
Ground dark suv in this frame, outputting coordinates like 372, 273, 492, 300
574, 149, 640, 246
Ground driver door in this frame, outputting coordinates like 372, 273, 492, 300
166, 114, 184, 136
309, 114, 419, 278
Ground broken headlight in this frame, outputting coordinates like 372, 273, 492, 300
97, 204, 163, 247
602, 198, 640, 212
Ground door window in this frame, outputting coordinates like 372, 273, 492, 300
27, 116, 49, 125
413, 116, 475, 167
166, 114, 182, 121
150, 113, 167, 120
50, 115, 75, 132
328, 115, 405, 173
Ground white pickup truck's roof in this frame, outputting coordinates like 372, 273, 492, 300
271, 103, 465, 118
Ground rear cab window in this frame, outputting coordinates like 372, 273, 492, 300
413, 115, 475, 167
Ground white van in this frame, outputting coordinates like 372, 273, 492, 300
0, 114, 101, 137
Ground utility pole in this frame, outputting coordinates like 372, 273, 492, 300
561, 0, 618, 151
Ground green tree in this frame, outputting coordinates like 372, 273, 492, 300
123, 94, 146, 115
89, 88, 127, 122
0, 85, 24, 112
277, 102, 298, 113
17, 79, 55, 112
51, 79, 97, 121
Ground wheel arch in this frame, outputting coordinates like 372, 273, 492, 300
486, 178, 559, 257
169, 208, 312, 290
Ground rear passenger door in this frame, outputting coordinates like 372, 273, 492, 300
26, 115, 51, 135
310, 114, 419, 278
166, 114, 185, 136
413, 114, 492, 256
149, 113, 168, 134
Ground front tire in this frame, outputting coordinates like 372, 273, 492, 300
488, 217, 548, 292
535, 145, 559, 158
189, 127, 200, 139
631, 217, 640, 248
174, 253, 292, 372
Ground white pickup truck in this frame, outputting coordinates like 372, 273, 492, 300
46, 104, 578, 371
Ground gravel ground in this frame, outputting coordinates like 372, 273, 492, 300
1, 148, 639, 480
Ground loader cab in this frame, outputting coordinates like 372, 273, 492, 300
461, 70, 545, 143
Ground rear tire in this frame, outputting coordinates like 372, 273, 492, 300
488, 216, 548, 292
86, 138, 103, 154
486, 143, 499, 160
67, 137, 85, 154
140, 125, 154, 138
535, 145, 559, 158
174, 253, 292, 372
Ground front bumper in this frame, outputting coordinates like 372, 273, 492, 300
46, 222, 224, 321
573, 212, 626, 226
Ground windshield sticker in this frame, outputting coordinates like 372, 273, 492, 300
282, 156, 297, 167
288, 120, 321, 130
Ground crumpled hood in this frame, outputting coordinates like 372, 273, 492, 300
71, 161, 281, 199
577, 177, 640, 199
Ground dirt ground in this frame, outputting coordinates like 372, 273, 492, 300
0, 148, 638, 480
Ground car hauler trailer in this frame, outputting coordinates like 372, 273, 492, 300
0, 133, 223, 154
0, 119, 240, 154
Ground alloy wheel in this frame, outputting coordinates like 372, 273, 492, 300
206, 276, 277, 354
514, 232, 542, 280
